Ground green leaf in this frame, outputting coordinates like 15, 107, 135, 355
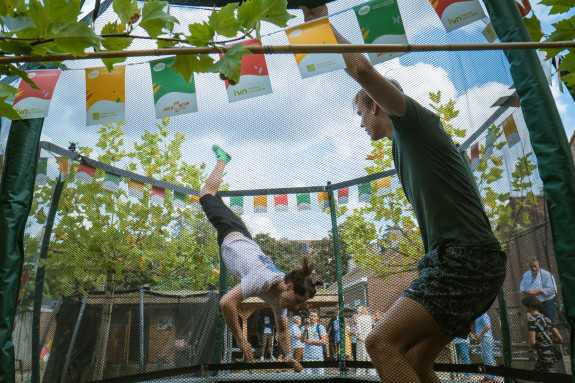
259, 0, 295, 27
548, 16, 575, 43
0, 63, 37, 89
113, 0, 140, 25
27, 0, 50, 36
209, 3, 240, 37
540, 0, 573, 14
53, 22, 102, 56
561, 72, 575, 88
101, 22, 133, 51
523, 14, 543, 42
557, 48, 575, 74
1, 15, 34, 32
237, 0, 261, 30
140, 0, 178, 39
0, 97, 22, 119
0, 82, 17, 99
187, 22, 214, 46
0, 38, 33, 55
172, 54, 214, 84
209, 43, 251, 84
45, 0, 82, 23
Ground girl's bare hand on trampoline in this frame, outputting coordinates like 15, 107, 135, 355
284, 357, 304, 372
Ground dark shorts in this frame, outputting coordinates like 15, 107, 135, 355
200, 194, 252, 246
403, 244, 506, 338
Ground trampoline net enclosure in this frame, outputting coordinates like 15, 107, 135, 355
1, 0, 571, 382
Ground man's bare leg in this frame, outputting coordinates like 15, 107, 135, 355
366, 296, 453, 383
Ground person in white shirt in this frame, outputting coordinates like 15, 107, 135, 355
303, 309, 327, 374
199, 145, 322, 372
291, 315, 305, 361
356, 306, 374, 375
520, 258, 557, 325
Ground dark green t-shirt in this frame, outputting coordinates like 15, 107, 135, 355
389, 96, 498, 253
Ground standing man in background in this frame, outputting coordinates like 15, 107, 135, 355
520, 258, 557, 325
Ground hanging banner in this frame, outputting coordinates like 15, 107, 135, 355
516, 0, 531, 17
286, 18, 346, 79
254, 195, 267, 213
375, 177, 391, 196
338, 187, 349, 204
36, 157, 48, 185
220, 39, 273, 102
470, 142, 480, 168
150, 57, 198, 118
151, 186, 165, 206
502, 114, 520, 148
128, 179, 145, 200
190, 195, 202, 211
318, 191, 329, 208
173, 191, 186, 210
86, 66, 125, 125
354, 0, 408, 65
102, 172, 121, 192
230, 196, 244, 214
13, 70, 61, 119
297, 193, 311, 210
430, 0, 486, 32
57, 157, 69, 180
76, 163, 97, 184
482, 22, 498, 43
275, 194, 289, 211
358, 182, 372, 202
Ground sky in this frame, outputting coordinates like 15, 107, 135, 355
1, 0, 573, 240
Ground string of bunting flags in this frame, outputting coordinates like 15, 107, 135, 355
10, 0, 540, 124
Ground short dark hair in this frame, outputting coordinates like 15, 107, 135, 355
284, 255, 322, 299
522, 295, 542, 310
352, 79, 404, 110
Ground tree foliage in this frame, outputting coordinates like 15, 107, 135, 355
0, 0, 295, 118
524, 1, 575, 95
30, 120, 222, 296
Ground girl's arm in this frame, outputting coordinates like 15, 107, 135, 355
528, 330, 536, 348
220, 284, 254, 362
552, 327, 563, 342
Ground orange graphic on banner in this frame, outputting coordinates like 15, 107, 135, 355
85, 67, 125, 111
430, 0, 473, 18
287, 18, 339, 66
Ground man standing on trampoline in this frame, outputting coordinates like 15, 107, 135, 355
199, 145, 320, 372
301, 5, 506, 383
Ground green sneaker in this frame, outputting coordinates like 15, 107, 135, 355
212, 145, 231, 163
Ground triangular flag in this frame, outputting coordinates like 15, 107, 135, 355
85, 66, 125, 125
76, 163, 96, 184
102, 172, 121, 192
470, 143, 480, 169
485, 128, 496, 158
190, 195, 202, 211
128, 179, 145, 200
274, 194, 288, 211
337, 187, 349, 205
358, 182, 372, 202
430, 0, 486, 32
230, 196, 244, 214
57, 157, 69, 180
36, 157, 48, 185
375, 177, 391, 196
173, 191, 186, 210
254, 195, 267, 213
151, 186, 165, 206
482, 22, 498, 43
515, 0, 532, 17
354, 0, 408, 65
297, 193, 311, 210
318, 192, 329, 208
502, 115, 520, 147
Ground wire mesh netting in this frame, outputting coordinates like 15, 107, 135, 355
1, 0, 573, 382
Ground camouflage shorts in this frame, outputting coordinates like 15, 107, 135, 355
403, 244, 506, 338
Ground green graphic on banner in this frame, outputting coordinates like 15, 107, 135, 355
354, 0, 408, 65
150, 57, 198, 118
